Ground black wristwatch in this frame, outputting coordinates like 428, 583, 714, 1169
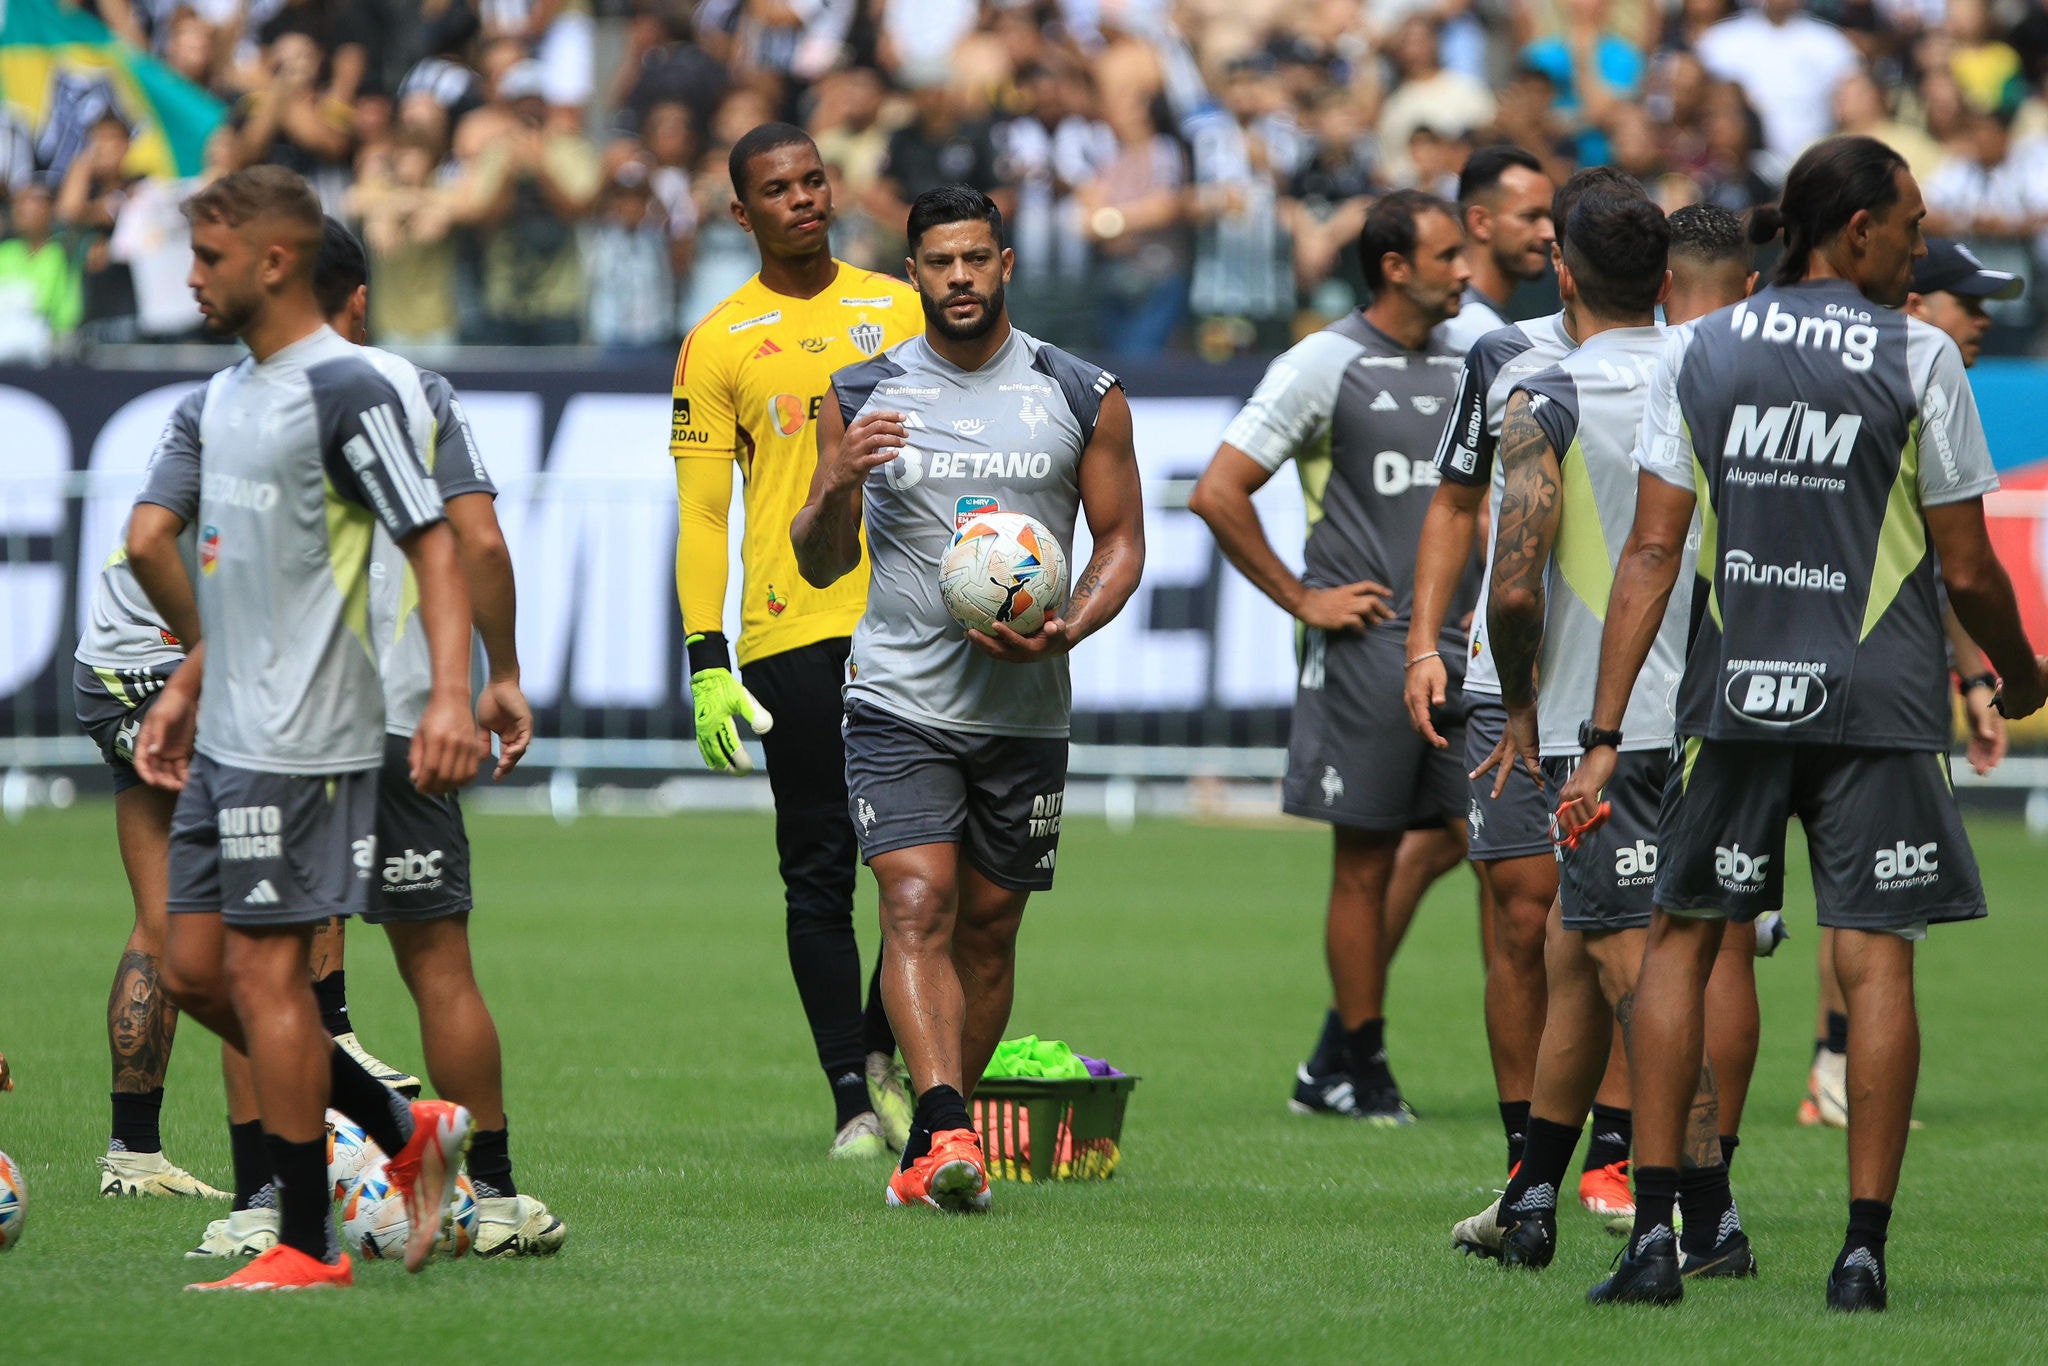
1957, 671, 1998, 697
1578, 720, 1624, 753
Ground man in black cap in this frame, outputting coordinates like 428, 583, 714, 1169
1905, 237, 2023, 367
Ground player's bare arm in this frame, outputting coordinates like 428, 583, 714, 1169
1187, 444, 1392, 631
1554, 471, 1696, 833
1405, 479, 1484, 746
791, 385, 904, 588
1925, 498, 2048, 720
969, 386, 1145, 662
126, 503, 204, 791
1472, 389, 1559, 798
1943, 603, 2007, 773
397, 519, 484, 795
444, 490, 530, 780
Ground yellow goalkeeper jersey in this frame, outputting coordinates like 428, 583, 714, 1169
671, 262, 925, 667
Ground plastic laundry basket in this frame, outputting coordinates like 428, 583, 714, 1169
971, 1074, 1139, 1182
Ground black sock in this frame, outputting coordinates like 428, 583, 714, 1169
1343, 1018, 1391, 1089
266, 1133, 335, 1262
1824, 1009, 1849, 1056
1499, 1117, 1579, 1220
327, 1046, 413, 1156
1583, 1102, 1632, 1172
898, 1084, 973, 1171
862, 959, 896, 1058
468, 1122, 516, 1200
1719, 1133, 1740, 1171
313, 970, 351, 1038
1679, 1162, 1740, 1255
1629, 1165, 1679, 1259
110, 1088, 165, 1154
1841, 1198, 1891, 1265
230, 1119, 270, 1211
1498, 1100, 1530, 1173
1307, 1009, 1346, 1077
830, 1066, 871, 1128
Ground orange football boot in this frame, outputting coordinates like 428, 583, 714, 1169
885, 1128, 992, 1213
1578, 1159, 1635, 1217
187, 1244, 352, 1291
383, 1099, 474, 1272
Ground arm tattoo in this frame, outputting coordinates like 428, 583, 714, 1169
108, 949, 178, 1093
1068, 557, 1108, 611
1487, 395, 1562, 711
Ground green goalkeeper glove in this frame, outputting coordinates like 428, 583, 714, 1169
687, 632, 774, 773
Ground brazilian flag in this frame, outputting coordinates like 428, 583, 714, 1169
0, 0, 224, 178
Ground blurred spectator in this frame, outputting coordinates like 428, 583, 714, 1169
612, 3, 728, 139
1695, 0, 1860, 163
811, 67, 895, 211
1691, 80, 1782, 212
350, 128, 461, 344
1923, 107, 2046, 244
871, 84, 1007, 235
107, 128, 232, 340
1521, 0, 1646, 168
479, 0, 594, 116
999, 62, 1114, 285
1832, 67, 1945, 183
583, 161, 673, 347
457, 61, 601, 343
0, 183, 81, 360
1943, 0, 2028, 115
879, 0, 980, 89
56, 112, 140, 342
233, 30, 357, 208
1078, 94, 1188, 359
677, 121, 755, 331
1377, 17, 1495, 183
638, 100, 700, 276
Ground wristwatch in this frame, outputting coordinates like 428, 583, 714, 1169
1578, 720, 1624, 753
1957, 671, 1998, 697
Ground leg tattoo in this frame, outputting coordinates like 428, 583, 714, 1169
109, 948, 177, 1093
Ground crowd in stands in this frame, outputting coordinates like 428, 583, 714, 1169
2, 0, 2047, 359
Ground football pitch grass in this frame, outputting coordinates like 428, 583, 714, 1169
2, 802, 2044, 1362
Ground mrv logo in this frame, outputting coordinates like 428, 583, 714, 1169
1730, 300, 1879, 372
1723, 402, 1862, 467
1725, 661, 1829, 725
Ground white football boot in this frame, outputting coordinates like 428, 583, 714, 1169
186, 1207, 281, 1258
1452, 1198, 1506, 1258
867, 1052, 914, 1152
1802, 1049, 1849, 1128
332, 1031, 423, 1098
99, 1149, 228, 1199
829, 1112, 890, 1160
473, 1195, 567, 1258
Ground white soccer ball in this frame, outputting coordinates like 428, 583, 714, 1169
938, 511, 1068, 637
325, 1110, 380, 1201
0, 1151, 25, 1250
341, 1156, 477, 1262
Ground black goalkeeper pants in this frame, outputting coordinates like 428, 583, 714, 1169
741, 637, 893, 1080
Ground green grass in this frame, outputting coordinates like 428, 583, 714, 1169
1, 803, 2044, 1362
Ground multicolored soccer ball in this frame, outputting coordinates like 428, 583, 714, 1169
342, 1157, 478, 1262
938, 511, 1067, 636
325, 1110, 380, 1201
0, 1152, 24, 1250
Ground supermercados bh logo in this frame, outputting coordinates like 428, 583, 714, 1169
1729, 299, 1879, 372
1724, 658, 1829, 726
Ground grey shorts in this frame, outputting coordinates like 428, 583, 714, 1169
168, 755, 379, 927
842, 701, 1070, 892
1653, 740, 1985, 933
1465, 695, 1557, 861
1543, 744, 1675, 933
366, 733, 472, 924
74, 659, 180, 795
1283, 628, 1467, 831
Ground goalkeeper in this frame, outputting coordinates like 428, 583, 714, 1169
670, 122, 925, 1159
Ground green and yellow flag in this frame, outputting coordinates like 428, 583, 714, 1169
0, 0, 224, 178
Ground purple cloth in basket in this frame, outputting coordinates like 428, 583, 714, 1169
1077, 1055, 1124, 1078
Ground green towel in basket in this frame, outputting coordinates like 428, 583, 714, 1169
982, 1035, 1091, 1080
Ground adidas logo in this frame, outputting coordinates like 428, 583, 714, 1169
243, 879, 281, 906
1034, 850, 1057, 871
753, 339, 782, 359
1370, 390, 1399, 412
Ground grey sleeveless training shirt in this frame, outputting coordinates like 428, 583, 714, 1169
833, 327, 1118, 737
1513, 324, 1695, 755
1635, 280, 1999, 748
77, 388, 205, 672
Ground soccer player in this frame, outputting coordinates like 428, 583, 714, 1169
792, 185, 1144, 1212
1440, 146, 1556, 352
672, 121, 926, 1159
1558, 137, 2047, 1311
1190, 190, 1475, 1125
1449, 194, 1757, 1277
1408, 166, 1644, 1189
128, 166, 478, 1290
1796, 236, 2020, 1129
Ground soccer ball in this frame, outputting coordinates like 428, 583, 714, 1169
938, 511, 1068, 636
342, 1156, 477, 1262
0, 1152, 24, 1250
325, 1110, 380, 1201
